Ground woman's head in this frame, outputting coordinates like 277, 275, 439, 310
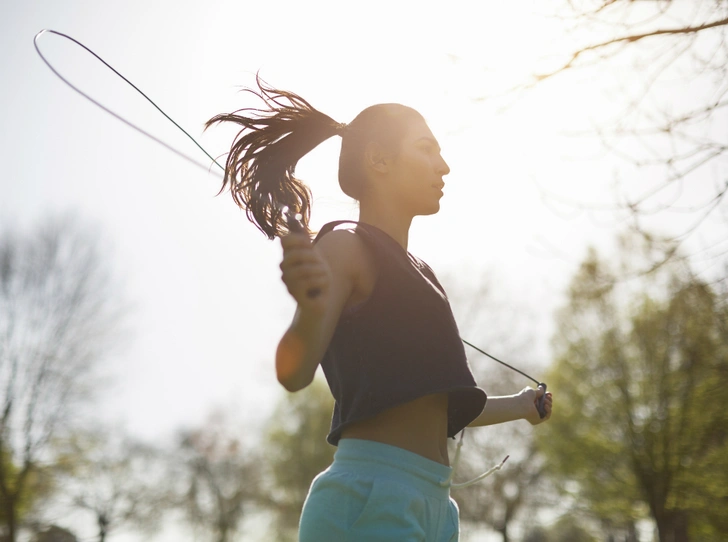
343, 105, 451, 218
337, 104, 425, 200
207, 78, 442, 239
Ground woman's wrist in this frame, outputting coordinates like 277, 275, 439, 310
502, 392, 531, 421
516, 389, 534, 420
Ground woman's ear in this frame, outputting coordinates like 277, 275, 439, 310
364, 142, 391, 174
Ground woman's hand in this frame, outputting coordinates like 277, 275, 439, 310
279, 233, 331, 313
519, 386, 553, 425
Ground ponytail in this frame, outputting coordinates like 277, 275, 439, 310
206, 76, 344, 239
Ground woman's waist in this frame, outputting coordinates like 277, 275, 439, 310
340, 393, 450, 465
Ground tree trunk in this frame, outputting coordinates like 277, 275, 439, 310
98, 512, 108, 542
496, 521, 509, 542
656, 510, 690, 542
0, 444, 17, 542
626, 522, 639, 542
3, 497, 16, 542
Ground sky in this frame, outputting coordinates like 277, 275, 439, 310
2, 0, 726, 539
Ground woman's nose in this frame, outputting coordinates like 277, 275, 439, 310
437, 156, 451, 176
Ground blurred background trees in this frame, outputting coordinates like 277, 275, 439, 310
541, 234, 728, 541
172, 410, 262, 542
56, 429, 169, 542
0, 216, 123, 541
445, 274, 554, 542
261, 377, 334, 541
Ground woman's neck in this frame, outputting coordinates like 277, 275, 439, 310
358, 206, 412, 251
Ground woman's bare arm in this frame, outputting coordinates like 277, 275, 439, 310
468, 387, 553, 427
275, 230, 370, 391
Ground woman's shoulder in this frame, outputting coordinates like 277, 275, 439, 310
314, 225, 372, 268
314, 223, 378, 299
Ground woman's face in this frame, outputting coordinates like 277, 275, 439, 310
387, 118, 451, 217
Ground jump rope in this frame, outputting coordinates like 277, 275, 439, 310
34, 29, 548, 487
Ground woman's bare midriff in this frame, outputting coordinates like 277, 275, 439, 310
340, 392, 451, 465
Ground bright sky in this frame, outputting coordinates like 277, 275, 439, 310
2, 0, 726, 538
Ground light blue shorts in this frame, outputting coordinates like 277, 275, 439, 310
299, 438, 459, 542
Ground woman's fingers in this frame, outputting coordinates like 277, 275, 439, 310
279, 234, 331, 306
280, 232, 313, 250
282, 264, 328, 286
541, 395, 553, 418
535, 392, 553, 422
280, 249, 322, 271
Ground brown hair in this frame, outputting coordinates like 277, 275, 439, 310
206, 76, 423, 239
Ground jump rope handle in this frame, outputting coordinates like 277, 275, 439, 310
285, 212, 321, 299
536, 382, 548, 419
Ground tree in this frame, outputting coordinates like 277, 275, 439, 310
523, 515, 600, 542
525, 0, 728, 272
546, 517, 600, 542
453, 428, 547, 542
261, 377, 335, 541
444, 273, 554, 542
0, 449, 52, 532
541, 235, 728, 541
0, 217, 122, 541
173, 410, 262, 542
55, 429, 168, 542
30, 525, 78, 542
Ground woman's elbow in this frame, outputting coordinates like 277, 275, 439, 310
275, 328, 321, 392
277, 371, 313, 392
275, 342, 314, 392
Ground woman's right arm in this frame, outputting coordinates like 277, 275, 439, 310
275, 230, 366, 392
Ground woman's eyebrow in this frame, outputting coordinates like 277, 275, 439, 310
416, 137, 441, 152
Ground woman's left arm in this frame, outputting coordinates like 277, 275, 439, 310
468, 387, 553, 427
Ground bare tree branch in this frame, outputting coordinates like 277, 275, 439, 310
504, 1, 728, 276
535, 15, 728, 82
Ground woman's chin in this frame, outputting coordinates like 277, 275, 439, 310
419, 203, 441, 216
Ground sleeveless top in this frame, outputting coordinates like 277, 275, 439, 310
313, 221, 487, 445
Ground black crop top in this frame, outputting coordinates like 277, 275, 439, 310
314, 221, 487, 445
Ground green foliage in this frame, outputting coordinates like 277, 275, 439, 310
262, 377, 335, 538
523, 515, 599, 542
30, 525, 78, 542
540, 240, 728, 539
0, 449, 53, 527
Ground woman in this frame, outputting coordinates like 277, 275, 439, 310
208, 78, 553, 541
